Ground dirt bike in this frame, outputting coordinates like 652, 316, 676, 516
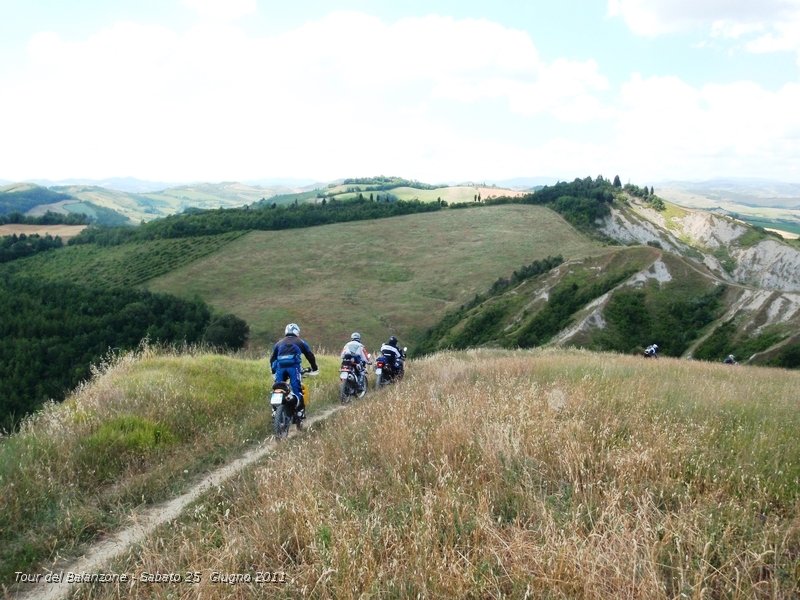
375, 347, 406, 388
643, 345, 659, 359
270, 367, 315, 439
339, 353, 368, 403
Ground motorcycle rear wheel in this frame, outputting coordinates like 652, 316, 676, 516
273, 405, 292, 438
339, 381, 352, 404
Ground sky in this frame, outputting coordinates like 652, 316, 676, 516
1, 0, 800, 185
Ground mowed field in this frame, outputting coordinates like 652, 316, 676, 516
0, 224, 87, 240
147, 204, 604, 350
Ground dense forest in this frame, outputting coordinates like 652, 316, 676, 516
0, 274, 248, 431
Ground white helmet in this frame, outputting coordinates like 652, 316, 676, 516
285, 323, 300, 336
351, 332, 361, 342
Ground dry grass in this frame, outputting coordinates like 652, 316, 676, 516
71, 349, 800, 599
0, 345, 340, 586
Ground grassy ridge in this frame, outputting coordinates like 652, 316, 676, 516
147, 204, 604, 350
72, 349, 800, 598
0, 347, 340, 584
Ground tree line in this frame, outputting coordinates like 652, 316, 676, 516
0, 211, 90, 225
0, 233, 64, 263
69, 197, 444, 246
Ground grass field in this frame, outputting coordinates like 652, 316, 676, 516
328, 185, 526, 204
55, 348, 800, 599
389, 185, 526, 203
146, 204, 604, 350
0, 346, 342, 584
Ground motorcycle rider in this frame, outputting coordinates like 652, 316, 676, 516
723, 354, 738, 365
644, 343, 658, 358
341, 332, 370, 391
379, 335, 405, 376
270, 323, 319, 422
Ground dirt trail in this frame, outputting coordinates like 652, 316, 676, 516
11, 405, 345, 600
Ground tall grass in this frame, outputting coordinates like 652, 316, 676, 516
0, 345, 339, 585
68, 349, 800, 598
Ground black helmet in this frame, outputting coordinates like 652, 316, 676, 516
388, 335, 398, 347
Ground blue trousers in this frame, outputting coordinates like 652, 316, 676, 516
274, 366, 303, 405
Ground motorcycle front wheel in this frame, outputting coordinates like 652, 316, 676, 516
273, 405, 292, 438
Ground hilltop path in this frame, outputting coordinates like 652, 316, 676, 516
12, 405, 346, 600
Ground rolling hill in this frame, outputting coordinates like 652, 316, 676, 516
145, 204, 603, 349
5, 175, 800, 434
1, 177, 528, 226
419, 191, 800, 366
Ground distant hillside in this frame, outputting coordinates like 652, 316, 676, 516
0, 183, 73, 215
419, 185, 800, 366
146, 204, 604, 349
2, 176, 526, 225
658, 179, 800, 235
6, 174, 800, 435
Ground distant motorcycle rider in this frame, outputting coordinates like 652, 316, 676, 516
341, 332, 370, 390
380, 335, 405, 376
723, 354, 738, 365
270, 323, 319, 422
643, 344, 659, 358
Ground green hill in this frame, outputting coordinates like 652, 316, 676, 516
417, 248, 723, 354
146, 204, 605, 349
0, 183, 73, 215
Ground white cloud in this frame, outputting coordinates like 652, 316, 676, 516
611, 74, 800, 180
0, 11, 619, 182
3, 9, 799, 183
608, 0, 800, 61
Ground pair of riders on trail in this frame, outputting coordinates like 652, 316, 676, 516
339, 332, 406, 391
271, 323, 405, 423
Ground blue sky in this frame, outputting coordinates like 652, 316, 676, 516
1, 0, 799, 184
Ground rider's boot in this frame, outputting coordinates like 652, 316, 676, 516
294, 398, 306, 430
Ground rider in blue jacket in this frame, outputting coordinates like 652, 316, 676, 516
270, 323, 319, 421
